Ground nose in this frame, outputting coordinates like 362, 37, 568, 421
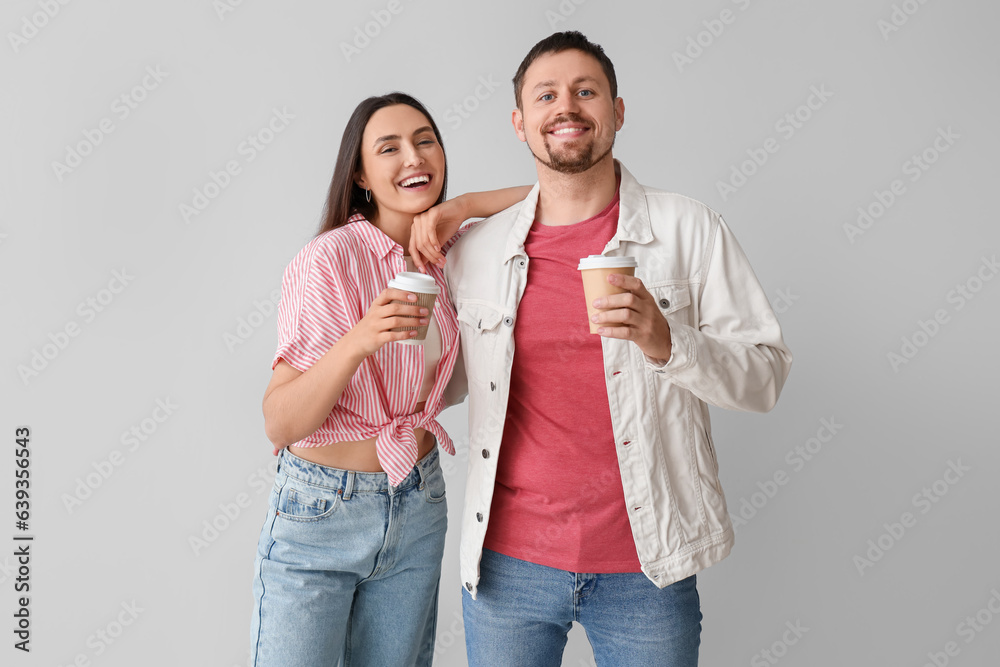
553, 88, 581, 116
402, 142, 424, 168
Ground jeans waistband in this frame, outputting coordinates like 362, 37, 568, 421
276, 446, 439, 497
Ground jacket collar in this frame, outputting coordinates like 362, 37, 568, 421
502, 160, 652, 262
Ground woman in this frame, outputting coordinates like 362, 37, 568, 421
250, 92, 527, 666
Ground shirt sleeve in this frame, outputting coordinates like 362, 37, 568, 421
272, 239, 355, 372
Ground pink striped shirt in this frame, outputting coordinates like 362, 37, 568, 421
272, 214, 460, 486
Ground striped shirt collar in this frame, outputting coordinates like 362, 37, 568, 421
345, 213, 400, 260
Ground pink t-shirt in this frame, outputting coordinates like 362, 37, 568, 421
273, 214, 460, 486
483, 187, 642, 573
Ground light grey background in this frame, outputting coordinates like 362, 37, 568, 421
3, 0, 999, 665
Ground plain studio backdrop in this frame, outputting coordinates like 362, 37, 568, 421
2, 1, 999, 665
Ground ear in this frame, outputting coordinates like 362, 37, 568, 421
354, 174, 368, 190
512, 108, 526, 143
613, 97, 625, 132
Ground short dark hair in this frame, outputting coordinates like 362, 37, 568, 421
512, 31, 618, 109
318, 92, 448, 235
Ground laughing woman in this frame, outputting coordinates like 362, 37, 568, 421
250, 92, 528, 666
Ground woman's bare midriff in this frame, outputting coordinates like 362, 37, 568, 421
287, 403, 435, 472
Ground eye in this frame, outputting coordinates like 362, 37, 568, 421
418, 138, 436, 146
578, 89, 594, 98
539, 93, 554, 102
378, 146, 397, 154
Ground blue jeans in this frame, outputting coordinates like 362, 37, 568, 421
463, 549, 701, 667
250, 448, 448, 666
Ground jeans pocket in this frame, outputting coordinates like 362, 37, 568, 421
422, 463, 447, 504
276, 483, 341, 522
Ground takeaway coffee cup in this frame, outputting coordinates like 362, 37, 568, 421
387, 272, 440, 340
578, 255, 638, 334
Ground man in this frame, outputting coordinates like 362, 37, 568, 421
417, 31, 792, 666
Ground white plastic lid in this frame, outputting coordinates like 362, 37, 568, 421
577, 255, 638, 270
388, 271, 440, 294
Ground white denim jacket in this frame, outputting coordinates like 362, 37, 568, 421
445, 162, 792, 597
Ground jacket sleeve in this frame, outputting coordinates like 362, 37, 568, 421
649, 216, 792, 413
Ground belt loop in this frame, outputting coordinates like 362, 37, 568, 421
342, 470, 355, 501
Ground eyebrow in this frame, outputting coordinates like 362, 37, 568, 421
531, 76, 600, 93
372, 126, 434, 147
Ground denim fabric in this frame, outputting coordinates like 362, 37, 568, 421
463, 549, 701, 667
250, 448, 447, 666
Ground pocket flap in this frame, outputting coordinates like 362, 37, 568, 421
650, 284, 692, 315
456, 301, 505, 331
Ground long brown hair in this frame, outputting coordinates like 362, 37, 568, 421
318, 92, 448, 235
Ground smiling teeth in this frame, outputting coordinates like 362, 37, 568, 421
400, 175, 430, 187
552, 128, 583, 135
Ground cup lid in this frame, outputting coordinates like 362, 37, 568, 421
388, 271, 440, 294
577, 255, 638, 270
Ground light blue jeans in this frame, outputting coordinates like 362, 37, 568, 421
463, 549, 702, 667
250, 447, 447, 666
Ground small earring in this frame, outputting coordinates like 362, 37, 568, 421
364, 188, 371, 203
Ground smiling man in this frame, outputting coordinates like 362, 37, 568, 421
443, 32, 793, 666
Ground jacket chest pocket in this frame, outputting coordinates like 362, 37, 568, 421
648, 283, 694, 328
456, 300, 507, 383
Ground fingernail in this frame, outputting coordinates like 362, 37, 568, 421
407, 294, 417, 301
419, 308, 429, 315
590, 314, 598, 322
419, 318, 429, 324
596, 328, 605, 334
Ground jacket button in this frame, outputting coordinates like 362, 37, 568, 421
490, 381, 496, 391
476, 512, 483, 522
465, 582, 473, 591
482, 449, 490, 459
658, 298, 670, 309
503, 316, 514, 327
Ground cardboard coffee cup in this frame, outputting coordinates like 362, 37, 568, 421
578, 255, 638, 334
388, 272, 439, 340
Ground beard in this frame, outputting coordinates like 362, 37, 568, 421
530, 114, 615, 174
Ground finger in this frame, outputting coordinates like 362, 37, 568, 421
382, 316, 429, 332
591, 308, 634, 325
606, 272, 648, 294
595, 324, 636, 340
592, 291, 638, 310
378, 288, 419, 305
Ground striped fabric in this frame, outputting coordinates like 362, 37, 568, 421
273, 214, 460, 486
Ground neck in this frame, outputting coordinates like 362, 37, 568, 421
371, 208, 414, 252
534, 155, 618, 226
